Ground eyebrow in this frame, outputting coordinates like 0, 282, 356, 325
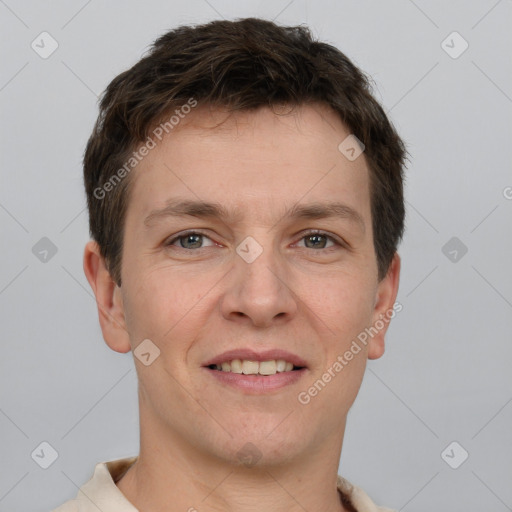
143, 198, 365, 233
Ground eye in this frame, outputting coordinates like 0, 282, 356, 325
296, 230, 341, 250
165, 231, 216, 250
164, 230, 344, 252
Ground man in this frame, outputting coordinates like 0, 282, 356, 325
54, 17, 406, 512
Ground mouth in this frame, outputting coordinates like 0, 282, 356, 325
207, 359, 304, 376
202, 349, 308, 393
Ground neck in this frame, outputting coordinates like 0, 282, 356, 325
116, 408, 348, 512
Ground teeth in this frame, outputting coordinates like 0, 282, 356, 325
276, 359, 287, 372
242, 360, 259, 374
230, 359, 242, 373
259, 360, 276, 375
213, 359, 299, 375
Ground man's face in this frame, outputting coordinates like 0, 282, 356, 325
111, 104, 397, 465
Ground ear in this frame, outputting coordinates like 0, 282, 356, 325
367, 252, 401, 360
83, 240, 131, 354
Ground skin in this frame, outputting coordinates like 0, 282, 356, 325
84, 103, 400, 512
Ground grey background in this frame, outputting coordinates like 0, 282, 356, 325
1, 1, 511, 511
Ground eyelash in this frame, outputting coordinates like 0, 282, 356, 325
164, 229, 344, 251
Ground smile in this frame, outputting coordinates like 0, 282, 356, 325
208, 359, 301, 376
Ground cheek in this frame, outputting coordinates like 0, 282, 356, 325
306, 271, 376, 340
121, 268, 178, 344
121, 264, 214, 353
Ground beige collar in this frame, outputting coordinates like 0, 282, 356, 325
58, 456, 392, 512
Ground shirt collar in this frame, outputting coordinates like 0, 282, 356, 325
72, 456, 388, 512
73, 456, 138, 512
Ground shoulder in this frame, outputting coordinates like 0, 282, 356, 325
337, 475, 396, 512
50, 456, 138, 512
51, 500, 79, 512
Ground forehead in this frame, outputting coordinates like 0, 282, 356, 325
126, 104, 371, 228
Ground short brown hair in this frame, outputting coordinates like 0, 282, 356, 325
83, 17, 407, 286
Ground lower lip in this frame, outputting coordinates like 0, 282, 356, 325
204, 367, 307, 392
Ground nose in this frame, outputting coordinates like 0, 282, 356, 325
220, 238, 298, 328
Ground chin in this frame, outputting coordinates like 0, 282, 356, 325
212, 428, 307, 469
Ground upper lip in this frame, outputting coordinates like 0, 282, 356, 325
203, 349, 308, 368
